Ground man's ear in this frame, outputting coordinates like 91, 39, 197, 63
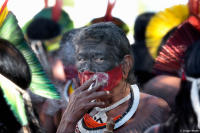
121, 55, 133, 79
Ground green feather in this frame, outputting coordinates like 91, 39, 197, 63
22, 7, 74, 35
34, 7, 74, 33
0, 12, 60, 99
0, 74, 28, 126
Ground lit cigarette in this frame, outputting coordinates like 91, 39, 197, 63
88, 82, 94, 91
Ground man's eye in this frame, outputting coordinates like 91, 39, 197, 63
95, 58, 104, 63
78, 58, 85, 62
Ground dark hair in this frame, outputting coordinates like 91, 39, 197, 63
131, 12, 156, 86
27, 17, 61, 40
73, 22, 135, 83
131, 42, 155, 86
159, 80, 198, 133
0, 38, 31, 132
159, 40, 200, 133
0, 39, 31, 89
134, 12, 155, 42
184, 40, 200, 78
59, 28, 80, 67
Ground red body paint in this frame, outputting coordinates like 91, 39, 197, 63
78, 65, 123, 91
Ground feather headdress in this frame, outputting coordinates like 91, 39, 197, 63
89, 0, 129, 34
153, 16, 200, 75
0, 0, 60, 127
24, 0, 73, 33
23, 0, 74, 51
145, 5, 189, 59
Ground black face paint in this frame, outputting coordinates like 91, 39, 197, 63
75, 43, 119, 73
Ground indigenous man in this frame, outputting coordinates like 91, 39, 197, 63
56, 22, 170, 133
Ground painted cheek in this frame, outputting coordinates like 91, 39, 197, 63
78, 65, 123, 91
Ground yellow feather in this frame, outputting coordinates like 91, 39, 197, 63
0, 6, 8, 27
145, 5, 189, 58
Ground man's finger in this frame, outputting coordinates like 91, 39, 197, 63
85, 101, 105, 110
77, 77, 95, 92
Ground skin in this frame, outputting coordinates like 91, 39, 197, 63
56, 43, 170, 133
75, 43, 119, 72
144, 124, 160, 133
143, 75, 181, 108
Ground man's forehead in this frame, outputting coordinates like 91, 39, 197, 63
75, 42, 112, 51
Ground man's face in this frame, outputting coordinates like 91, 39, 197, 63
75, 43, 118, 73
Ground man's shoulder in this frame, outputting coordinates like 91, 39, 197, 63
136, 92, 171, 124
115, 92, 170, 133
139, 92, 170, 110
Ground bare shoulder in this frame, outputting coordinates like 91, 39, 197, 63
143, 75, 181, 95
116, 93, 170, 133
136, 92, 170, 124
140, 92, 170, 111
142, 76, 180, 108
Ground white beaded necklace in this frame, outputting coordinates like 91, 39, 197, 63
95, 93, 131, 112
76, 84, 140, 133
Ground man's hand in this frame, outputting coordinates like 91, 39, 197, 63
56, 78, 110, 133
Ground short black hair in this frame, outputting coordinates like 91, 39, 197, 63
0, 38, 31, 89
27, 17, 61, 40
134, 12, 155, 42
59, 28, 80, 67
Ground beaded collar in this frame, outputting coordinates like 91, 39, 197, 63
76, 84, 140, 133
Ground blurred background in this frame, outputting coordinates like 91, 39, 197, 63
7, 0, 188, 43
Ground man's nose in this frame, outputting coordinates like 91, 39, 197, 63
81, 60, 93, 72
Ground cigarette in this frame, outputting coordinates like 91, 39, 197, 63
88, 82, 94, 91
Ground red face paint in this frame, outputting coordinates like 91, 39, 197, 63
78, 65, 123, 91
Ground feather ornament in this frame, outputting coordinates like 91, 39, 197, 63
90, 0, 129, 34
0, 2, 60, 99
153, 16, 200, 75
0, 74, 28, 126
52, 0, 63, 22
188, 0, 200, 19
146, 5, 189, 58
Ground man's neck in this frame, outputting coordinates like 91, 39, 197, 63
104, 80, 131, 107
105, 80, 131, 120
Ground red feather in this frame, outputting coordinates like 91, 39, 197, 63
153, 16, 200, 75
105, 0, 116, 21
44, 0, 48, 8
52, 0, 62, 22
0, 0, 8, 15
90, 0, 129, 34
188, 0, 200, 19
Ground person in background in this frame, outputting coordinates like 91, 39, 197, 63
0, 1, 60, 132
0, 39, 36, 132
143, 15, 200, 108
131, 12, 156, 87
39, 28, 80, 133
144, 39, 200, 133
